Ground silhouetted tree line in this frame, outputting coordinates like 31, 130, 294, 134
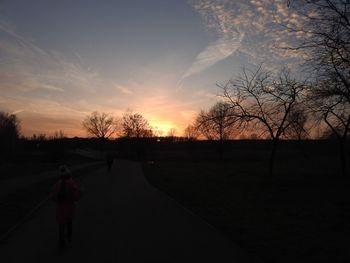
82, 110, 154, 140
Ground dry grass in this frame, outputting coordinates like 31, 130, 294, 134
143, 153, 350, 263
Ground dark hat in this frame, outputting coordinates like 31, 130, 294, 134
59, 165, 71, 178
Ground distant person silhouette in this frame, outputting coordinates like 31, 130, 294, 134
52, 165, 81, 250
106, 152, 114, 173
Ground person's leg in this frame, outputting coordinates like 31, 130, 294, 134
59, 223, 66, 248
67, 219, 72, 242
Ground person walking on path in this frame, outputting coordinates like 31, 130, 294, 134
106, 152, 114, 173
52, 165, 81, 250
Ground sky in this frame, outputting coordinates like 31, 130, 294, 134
0, 0, 306, 137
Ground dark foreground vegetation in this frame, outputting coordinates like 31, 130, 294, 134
142, 140, 350, 263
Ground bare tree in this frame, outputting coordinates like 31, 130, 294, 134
195, 111, 215, 140
122, 111, 153, 138
152, 127, 163, 138
82, 111, 117, 139
220, 66, 304, 176
308, 85, 350, 174
285, 0, 350, 175
285, 104, 309, 140
195, 102, 238, 141
0, 112, 21, 139
184, 124, 200, 141
51, 130, 66, 140
167, 128, 177, 138
31, 133, 47, 141
285, 1, 350, 90
0, 111, 21, 156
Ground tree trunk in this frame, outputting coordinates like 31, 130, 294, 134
298, 139, 308, 159
269, 139, 278, 177
339, 138, 348, 176
218, 140, 224, 160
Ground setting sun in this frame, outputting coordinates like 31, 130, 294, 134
149, 120, 178, 136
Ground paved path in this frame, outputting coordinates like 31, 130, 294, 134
0, 160, 256, 262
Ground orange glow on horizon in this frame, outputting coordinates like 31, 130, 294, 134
19, 113, 187, 139
149, 120, 178, 136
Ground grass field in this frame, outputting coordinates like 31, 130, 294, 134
142, 145, 350, 263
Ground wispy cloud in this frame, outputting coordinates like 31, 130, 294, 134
181, 34, 244, 80
2, 95, 79, 115
181, 0, 246, 81
113, 83, 134, 95
11, 109, 23, 115
39, 84, 65, 92
183, 0, 308, 82
0, 19, 134, 136
0, 19, 134, 106
0, 21, 101, 95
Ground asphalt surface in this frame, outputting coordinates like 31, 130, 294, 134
0, 160, 256, 263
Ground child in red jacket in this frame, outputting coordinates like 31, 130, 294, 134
52, 165, 81, 250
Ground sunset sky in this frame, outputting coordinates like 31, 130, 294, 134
0, 0, 305, 137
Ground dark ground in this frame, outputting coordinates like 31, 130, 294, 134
1, 140, 350, 262
1, 160, 253, 263
142, 141, 350, 263
0, 151, 103, 238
